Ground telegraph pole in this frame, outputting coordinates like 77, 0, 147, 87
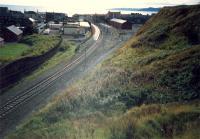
84, 47, 87, 70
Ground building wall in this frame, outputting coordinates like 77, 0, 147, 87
3, 30, 22, 42
46, 13, 54, 22
121, 22, 132, 29
63, 27, 78, 35
49, 24, 62, 30
0, 38, 62, 89
109, 20, 122, 29
109, 20, 132, 30
63, 27, 87, 35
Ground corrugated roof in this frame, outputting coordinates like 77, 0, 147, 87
110, 18, 127, 24
79, 22, 90, 28
7, 25, 23, 35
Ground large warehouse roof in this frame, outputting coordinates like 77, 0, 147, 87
110, 18, 127, 24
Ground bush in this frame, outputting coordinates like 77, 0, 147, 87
59, 41, 71, 52
20, 34, 60, 56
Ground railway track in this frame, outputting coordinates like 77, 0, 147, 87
0, 24, 101, 119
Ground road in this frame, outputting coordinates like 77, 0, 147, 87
0, 23, 139, 138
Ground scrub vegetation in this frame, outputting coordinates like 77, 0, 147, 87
25, 40, 76, 80
20, 34, 60, 56
6, 5, 200, 139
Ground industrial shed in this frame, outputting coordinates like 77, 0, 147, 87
109, 18, 132, 29
48, 22, 63, 30
63, 21, 90, 36
3, 25, 23, 42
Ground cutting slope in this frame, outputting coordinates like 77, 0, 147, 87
6, 5, 200, 139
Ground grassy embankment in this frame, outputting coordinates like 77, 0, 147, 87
25, 40, 76, 80
6, 5, 200, 139
0, 34, 77, 80
0, 34, 60, 64
0, 43, 30, 63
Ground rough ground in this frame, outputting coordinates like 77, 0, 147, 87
0, 24, 139, 139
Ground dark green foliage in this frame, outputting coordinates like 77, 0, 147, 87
148, 112, 200, 138
6, 4, 200, 139
20, 34, 60, 56
135, 5, 200, 48
158, 47, 200, 100
109, 109, 200, 139
59, 41, 73, 52
118, 87, 176, 109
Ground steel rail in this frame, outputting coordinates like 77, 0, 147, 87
0, 24, 102, 119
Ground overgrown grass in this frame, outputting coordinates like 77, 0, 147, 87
7, 42, 200, 138
0, 43, 30, 63
6, 100, 200, 139
108, 102, 200, 139
6, 5, 200, 139
24, 40, 76, 80
20, 34, 60, 56
0, 35, 60, 64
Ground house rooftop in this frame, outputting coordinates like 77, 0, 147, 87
64, 22, 79, 28
7, 25, 23, 35
79, 21, 90, 28
0, 37, 4, 41
110, 18, 127, 24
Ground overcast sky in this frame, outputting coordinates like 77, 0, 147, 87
0, 0, 199, 14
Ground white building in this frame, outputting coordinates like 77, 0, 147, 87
63, 21, 90, 35
48, 22, 63, 30
79, 21, 90, 28
43, 28, 50, 35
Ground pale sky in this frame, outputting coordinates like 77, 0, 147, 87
0, 0, 199, 15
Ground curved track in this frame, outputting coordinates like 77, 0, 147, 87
0, 24, 101, 119
0, 23, 139, 139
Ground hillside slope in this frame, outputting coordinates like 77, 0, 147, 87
7, 5, 200, 139
135, 4, 200, 47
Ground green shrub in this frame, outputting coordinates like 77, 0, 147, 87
20, 34, 60, 56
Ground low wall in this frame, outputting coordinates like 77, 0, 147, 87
0, 38, 62, 90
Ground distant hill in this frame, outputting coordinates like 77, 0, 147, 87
110, 7, 160, 12
111, 4, 200, 103
0, 4, 43, 12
